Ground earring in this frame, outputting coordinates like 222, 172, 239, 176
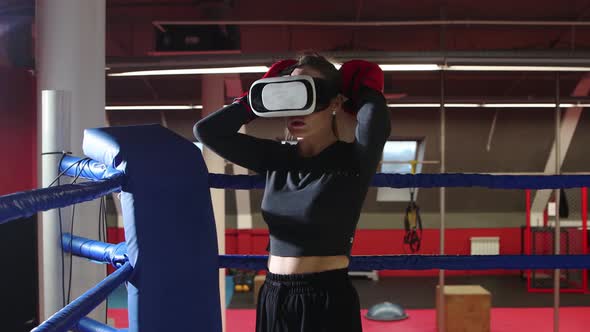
284, 126, 292, 142
331, 109, 339, 139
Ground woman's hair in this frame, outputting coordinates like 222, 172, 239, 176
294, 52, 342, 90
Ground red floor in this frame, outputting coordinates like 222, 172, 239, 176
108, 307, 590, 331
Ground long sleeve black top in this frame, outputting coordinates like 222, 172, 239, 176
194, 89, 390, 256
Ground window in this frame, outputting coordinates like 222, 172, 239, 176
380, 141, 419, 174
377, 140, 421, 202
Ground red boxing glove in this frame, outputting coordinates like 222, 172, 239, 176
236, 59, 298, 116
339, 60, 384, 112
262, 59, 298, 79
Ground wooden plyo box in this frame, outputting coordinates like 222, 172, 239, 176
436, 285, 491, 332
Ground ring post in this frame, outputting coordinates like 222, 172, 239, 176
39, 90, 71, 319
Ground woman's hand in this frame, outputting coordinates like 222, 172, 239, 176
339, 60, 384, 113
262, 59, 298, 78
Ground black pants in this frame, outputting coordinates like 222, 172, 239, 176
256, 268, 362, 332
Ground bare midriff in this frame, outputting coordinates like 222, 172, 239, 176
268, 255, 350, 274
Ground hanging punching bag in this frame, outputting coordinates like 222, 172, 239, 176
559, 188, 569, 219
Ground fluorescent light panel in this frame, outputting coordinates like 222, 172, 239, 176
380, 64, 442, 71
388, 103, 590, 108
106, 103, 590, 110
485, 103, 590, 108
379, 64, 590, 72
483, 103, 556, 108
448, 65, 590, 72
388, 103, 478, 108
108, 63, 590, 77
105, 105, 203, 110
108, 66, 269, 77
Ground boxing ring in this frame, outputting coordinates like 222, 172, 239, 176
2, 124, 590, 332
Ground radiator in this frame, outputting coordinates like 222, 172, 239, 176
470, 237, 500, 255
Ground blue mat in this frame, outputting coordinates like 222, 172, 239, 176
107, 285, 127, 309
225, 276, 234, 307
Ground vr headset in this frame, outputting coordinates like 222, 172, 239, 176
248, 75, 340, 117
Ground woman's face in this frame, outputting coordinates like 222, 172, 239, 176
287, 66, 340, 140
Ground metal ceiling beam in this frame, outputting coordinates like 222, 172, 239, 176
386, 97, 590, 104
152, 19, 590, 29
103, 97, 590, 109
106, 50, 590, 71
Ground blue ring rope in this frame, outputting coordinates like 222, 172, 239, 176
208, 173, 590, 190
0, 175, 124, 225
62, 235, 590, 271
4, 156, 588, 225
62, 234, 128, 268
74, 317, 121, 332
57, 156, 590, 190
219, 254, 590, 271
31, 262, 133, 332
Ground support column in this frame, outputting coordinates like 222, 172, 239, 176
437, 70, 446, 332
202, 74, 227, 331
530, 74, 590, 225
39, 90, 71, 318
234, 127, 254, 255
36, 0, 106, 322
225, 75, 254, 252
553, 73, 561, 332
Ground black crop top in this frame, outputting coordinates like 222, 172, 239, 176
194, 89, 390, 257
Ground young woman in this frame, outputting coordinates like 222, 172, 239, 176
194, 54, 390, 332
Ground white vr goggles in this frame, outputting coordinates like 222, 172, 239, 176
248, 75, 339, 117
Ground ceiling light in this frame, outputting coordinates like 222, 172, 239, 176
108, 66, 269, 77
106, 103, 589, 111
388, 103, 441, 108
447, 65, 590, 72
380, 64, 441, 71
563, 103, 590, 107
106, 63, 590, 77
105, 105, 203, 110
446, 103, 481, 107
387, 103, 590, 108
482, 103, 556, 108
484, 103, 590, 108
387, 103, 480, 108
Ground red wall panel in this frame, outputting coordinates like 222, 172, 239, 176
108, 226, 524, 276
224, 228, 523, 276
0, 68, 38, 330
0, 68, 36, 195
